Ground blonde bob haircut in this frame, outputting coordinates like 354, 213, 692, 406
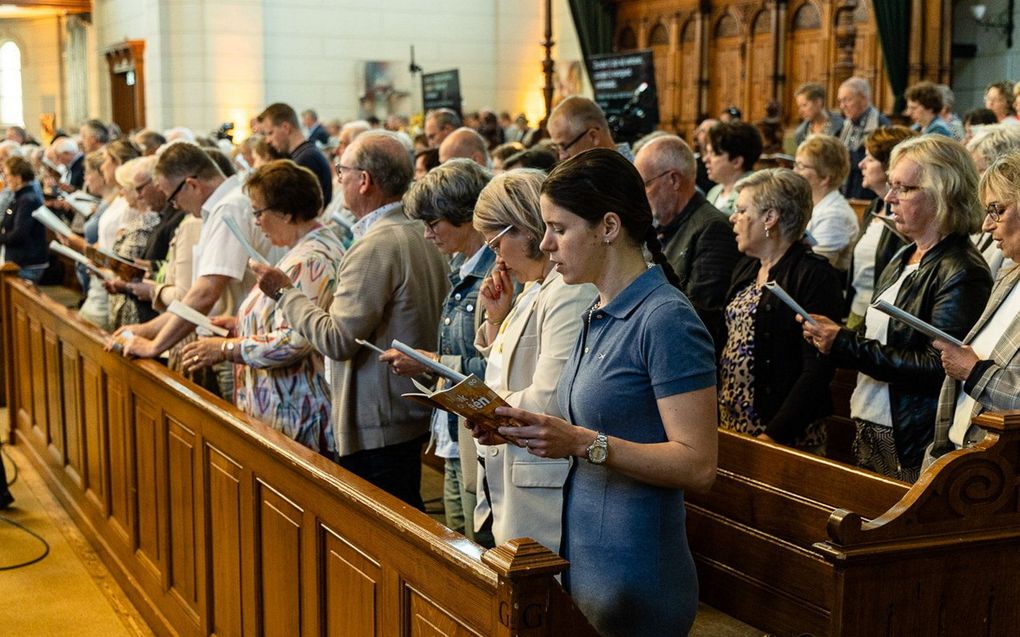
889, 135, 983, 237
472, 168, 546, 260
797, 134, 850, 188
979, 150, 1020, 208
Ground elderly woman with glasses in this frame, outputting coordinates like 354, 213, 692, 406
927, 151, 1020, 460
719, 169, 844, 452
467, 169, 595, 554
378, 159, 495, 541
179, 160, 344, 459
802, 136, 992, 482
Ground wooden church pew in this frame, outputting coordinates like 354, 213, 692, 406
0, 268, 598, 637
688, 415, 1020, 636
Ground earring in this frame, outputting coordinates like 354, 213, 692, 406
603, 238, 612, 245
765, 226, 771, 239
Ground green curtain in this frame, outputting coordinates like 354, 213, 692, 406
568, 0, 616, 65
872, 0, 911, 113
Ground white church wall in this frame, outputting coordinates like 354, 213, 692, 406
87, 0, 583, 135
0, 17, 62, 139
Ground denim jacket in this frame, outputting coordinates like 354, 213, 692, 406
437, 247, 497, 438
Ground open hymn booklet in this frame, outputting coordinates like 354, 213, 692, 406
374, 339, 514, 433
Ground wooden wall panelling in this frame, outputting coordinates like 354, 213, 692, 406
709, 10, 744, 119
748, 8, 773, 121
61, 341, 84, 487
166, 416, 202, 626
43, 327, 64, 463
255, 480, 304, 637
82, 356, 108, 514
28, 318, 46, 443
106, 373, 133, 547
206, 443, 246, 637
678, 16, 699, 136
322, 525, 383, 637
12, 305, 32, 431
648, 19, 675, 130
133, 394, 164, 581
786, 0, 828, 126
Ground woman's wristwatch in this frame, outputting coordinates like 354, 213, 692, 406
586, 432, 609, 464
220, 339, 235, 362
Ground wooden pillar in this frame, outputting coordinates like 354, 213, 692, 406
482, 539, 599, 636
832, 0, 858, 89
542, 0, 555, 124
697, 1, 710, 119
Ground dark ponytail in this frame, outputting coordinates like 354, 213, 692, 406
543, 147, 683, 290
644, 226, 682, 289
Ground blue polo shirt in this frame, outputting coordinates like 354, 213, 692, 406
556, 264, 716, 636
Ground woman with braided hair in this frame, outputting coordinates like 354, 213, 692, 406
490, 148, 718, 636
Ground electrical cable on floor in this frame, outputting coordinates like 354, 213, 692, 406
2, 441, 17, 486
0, 441, 50, 570
0, 514, 50, 570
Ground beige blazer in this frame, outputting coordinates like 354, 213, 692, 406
473, 270, 597, 552
279, 205, 451, 456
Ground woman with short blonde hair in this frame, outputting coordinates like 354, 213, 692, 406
794, 134, 859, 270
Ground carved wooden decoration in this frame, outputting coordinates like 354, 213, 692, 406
610, 0, 951, 139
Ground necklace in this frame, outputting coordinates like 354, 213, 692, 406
587, 300, 601, 327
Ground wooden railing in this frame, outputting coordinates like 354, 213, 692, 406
0, 267, 597, 637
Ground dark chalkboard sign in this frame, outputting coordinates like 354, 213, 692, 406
422, 70, 462, 118
587, 50, 659, 141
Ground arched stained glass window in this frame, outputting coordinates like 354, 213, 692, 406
0, 41, 23, 126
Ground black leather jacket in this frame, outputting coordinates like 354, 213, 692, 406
723, 241, 844, 443
831, 233, 992, 469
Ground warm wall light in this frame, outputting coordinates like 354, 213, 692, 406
971, 1, 1015, 47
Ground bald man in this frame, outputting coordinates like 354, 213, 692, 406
438, 127, 489, 167
547, 95, 632, 161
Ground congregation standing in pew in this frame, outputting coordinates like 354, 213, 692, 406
112, 142, 280, 401
180, 160, 344, 460
493, 148, 718, 637
379, 158, 496, 542
802, 136, 992, 482
252, 131, 450, 510
836, 76, 890, 201
718, 169, 843, 450
966, 124, 1020, 278
466, 169, 595, 553
930, 151, 1020, 459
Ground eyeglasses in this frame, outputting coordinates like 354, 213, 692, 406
423, 218, 442, 232
132, 178, 151, 195
642, 170, 671, 188
334, 162, 365, 178
252, 206, 271, 220
167, 175, 196, 208
793, 161, 816, 172
484, 225, 514, 253
986, 201, 1009, 222
886, 182, 923, 198
552, 127, 593, 157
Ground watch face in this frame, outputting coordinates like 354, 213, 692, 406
589, 446, 608, 464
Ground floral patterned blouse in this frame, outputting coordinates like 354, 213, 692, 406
719, 282, 764, 434
233, 225, 344, 458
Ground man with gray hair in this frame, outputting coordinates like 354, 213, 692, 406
438, 127, 489, 167
547, 95, 632, 161
252, 131, 450, 509
47, 136, 85, 191
424, 108, 462, 148
836, 76, 889, 200
79, 119, 109, 154
634, 135, 739, 345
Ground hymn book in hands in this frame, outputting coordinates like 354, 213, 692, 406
360, 338, 514, 433
763, 281, 818, 325
870, 299, 964, 346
